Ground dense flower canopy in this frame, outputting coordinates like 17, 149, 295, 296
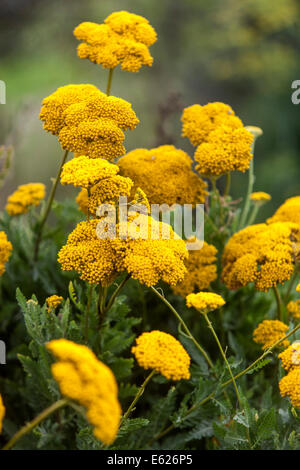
0, 231, 12, 276
5, 183, 45, 216
267, 196, 300, 225
40, 84, 139, 159
60, 156, 119, 188
47, 339, 121, 444
279, 342, 300, 372
186, 292, 225, 312
253, 320, 289, 350
131, 330, 191, 380
172, 239, 218, 297
222, 222, 300, 292
0, 394, 5, 434
118, 145, 207, 206
74, 11, 157, 72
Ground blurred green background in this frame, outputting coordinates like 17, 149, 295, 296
1, 0, 300, 220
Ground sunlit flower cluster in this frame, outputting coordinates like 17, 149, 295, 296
40, 84, 139, 159
222, 222, 300, 292
0, 394, 5, 434
186, 292, 225, 312
118, 145, 207, 206
0, 231, 12, 276
287, 300, 300, 319
279, 369, 300, 408
47, 339, 121, 444
5, 183, 45, 216
74, 11, 157, 73
278, 342, 300, 372
267, 196, 300, 225
131, 330, 191, 380
61, 155, 119, 188
252, 320, 289, 350
46, 295, 63, 311
250, 192, 271, 203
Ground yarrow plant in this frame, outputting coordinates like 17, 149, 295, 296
1, 8, 300, 452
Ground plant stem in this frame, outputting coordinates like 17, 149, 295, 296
98, 285, 107, 327
151, 287, 214, 369
106, 68, 114, 96
104, 274, 131, 314
2, 398, 68, 450
224, 172, 231, 197
247, 204, 259, 226
122, 370, 156, 422
273, 286, 284, 322
239, 159, 254, 230
284, 271, 298, 303
203, 313, 242, 408
34, 149, 69, 261
84, 284, 94, 343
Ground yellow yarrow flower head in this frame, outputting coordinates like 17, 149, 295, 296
267, 196, 300, 226
47, 339, 121, 444
278, 342, 300, 372
118, 145, 207, 206
250, 192, 271, 205
253, 320, 289, 350
194, 125, 253, 178
181, 102, 243, 146
60, 156, 119, 188
74, 11, 157, 73
186, 292, 225, 313
131, 330, 190, 380
287, 300, 300, 319
0, 231, 12, 276
46, 295, 63, 312
279, 369, 300, 408
172, 239, 218, 297
40, 84, 139, 160
5, 183, 45, 216
297, 282, 300, 293
222, 222, 300, 292
0, 394, 5, 434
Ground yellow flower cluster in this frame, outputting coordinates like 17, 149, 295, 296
287, 300, 300, 319
267, 196, 300, 225
131, 330, 190, 380
186, 292, 225, 312
47, 339, 121, 444
278, 342, 300, 372
40, 84, 139, 160
172, 239, 218, 297
5, 183, 45, 216
0, 231, 12, 276
74, 11, 157, 73
61, 156, 119, 188
250, 192, 271, 203
252, 320, 289, 350
222, 222, 299, 292
297, 282, 300, 293
46, 295, 63, 311
118, 145, 207, 206
58, 216, 188, 287
0, 394, 5, 434
181, 102, 243, 146
279, 369, 300, 408
194, 126, 253, 177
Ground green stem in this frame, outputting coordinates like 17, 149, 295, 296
284, 271, 299, 303
239, 159, 254, 230
247, 204, 259, 226
104, 274, 131, 314
2, 398, 68, 450
84, 284, 94, 343
224, 172, 231, 197
122, 370, 156, 422
273, 286, 284, 322
106, 68, 114, 96
151, 287, 214, 370
34, 149, 69, 261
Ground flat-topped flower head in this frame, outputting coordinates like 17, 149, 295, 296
194, 125, 253, 177
250, 192, 271, 204
0, 231, 12, 276
6, 183, 45, 216
287, 300, 300, 319
0, 394, 5, 434
60, 156, 119, 188
222, 222, 300, 292
131, 330, 190, 380
74, 11, 157, 73
253, 320, 289, 350
172, 239, 218, 297
297, 282, 300, 293
47, 339, 121, 444
186, 292, 225, 313
181, 102, 243, 146
46, 295, 63, 312
40, 84, 139, 160
118, 145, 207, 206
267, 196, 300, 225
278, 342, 300, 372
279, 369, 300, 408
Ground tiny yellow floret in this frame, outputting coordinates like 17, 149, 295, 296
46, 295, 63, 311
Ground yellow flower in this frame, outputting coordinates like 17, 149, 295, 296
287, 300, 300, 319
61, 156, 119, 188
0, 231, 12, 276
0, 394, 5, 434
194, 125, 253, 177
250, 192, 271, 203
253, 320, 289, 350
267, 196, 300, 225
40, 84, 139, 160
118, 145, 207, 206
279, 369, 300, 408
297, 282, 300, 293
172, 239, 218, 297
47, 339, 121, 444
186, 292, 225, 312
46, 295, 63, 311
181, 102, 243, 146
74, 11, 157, 73
131, 330, 190, 380
278, 342, 300, 372
5, 183, 45, 216
222, 222, 299, 292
